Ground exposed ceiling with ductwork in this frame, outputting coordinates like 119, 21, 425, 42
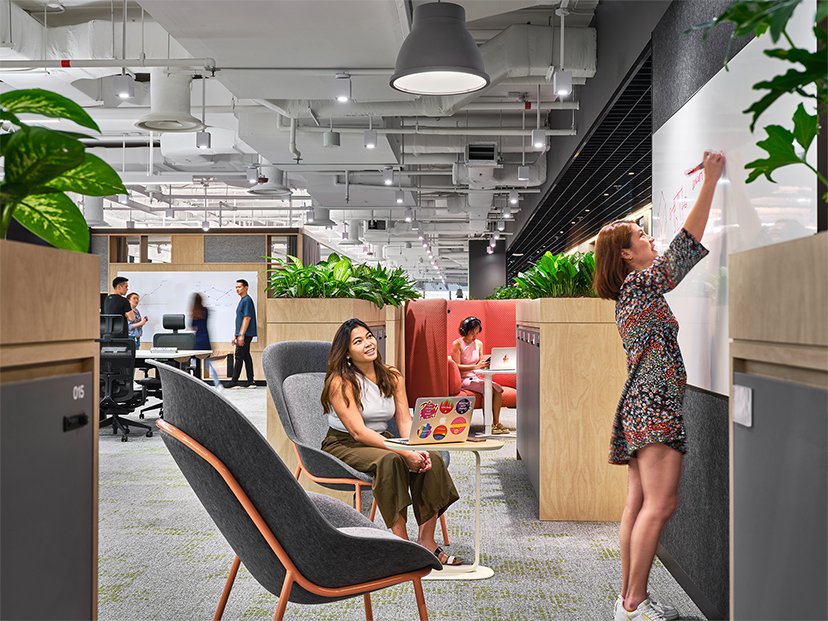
1, 0, 604, 287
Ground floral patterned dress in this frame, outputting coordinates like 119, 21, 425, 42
609, 229, 709, 465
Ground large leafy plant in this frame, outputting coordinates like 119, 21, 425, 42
1, 88, 127, 252
687, 0, 827, 201
265, 253, 421, 308
486, 251, 596, 299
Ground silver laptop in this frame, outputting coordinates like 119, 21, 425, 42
388, 396, 476, 445
489, 347, 517, 370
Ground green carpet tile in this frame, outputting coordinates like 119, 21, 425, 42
99, 389, 707, 621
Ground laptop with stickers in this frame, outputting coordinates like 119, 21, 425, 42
387, 395, 476, 445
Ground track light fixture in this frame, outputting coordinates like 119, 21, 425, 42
489, 238, 496, 248
390, 2, 489, 95
497, 220, 505, 231
503, 205, 512, 218
196, 131, 211, 149
554, 7, 573, 96
323, 130, 340, 148
201, 220, 211, 231
404, 208, 413, 222
125, 219, 135, 229
112, 73, 135, 99
334, 73, 352, 102
364, 129, 377, 149
383, 166, 394, 186
518, 166, 530, 181
509, 190, 519, 205
487, 245, 493, 255
247, 165, 259, 184
165, 208, 175, 218
493, 231, 500, 240
396, 190, 405, 204
411, 219, 420, 231
532, 128, 546, 150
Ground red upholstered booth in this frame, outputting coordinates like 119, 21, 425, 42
404, 299, 518, 409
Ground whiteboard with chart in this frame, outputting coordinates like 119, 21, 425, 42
118, 271, 259, 345
652, 1, 818, 396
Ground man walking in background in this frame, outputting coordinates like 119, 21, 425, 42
103, 276, 135, 336
227, 279, 257, 389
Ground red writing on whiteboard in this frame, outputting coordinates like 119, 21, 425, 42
691, 171, 705, 191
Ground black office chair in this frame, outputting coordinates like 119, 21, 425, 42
99, 314, 150, 442
138, 314, 197, 419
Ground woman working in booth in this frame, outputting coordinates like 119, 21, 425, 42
450, 316, 509, 434
321, 318, 462, 566
594, 151, 725, 621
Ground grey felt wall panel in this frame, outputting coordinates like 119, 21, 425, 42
204, 235, 266, 263
660, 386, 730, 620
89, 236, 108, 291
652, 0, 753, 132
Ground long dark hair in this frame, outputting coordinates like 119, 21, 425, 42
191, 293, 208, 320
321, 318, 399, 414
593, 220, 635, 301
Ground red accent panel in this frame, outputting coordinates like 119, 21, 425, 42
405, 299, 448, 407
61, 60, 71, 67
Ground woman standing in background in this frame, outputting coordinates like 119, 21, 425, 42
594, 151, 725, 621
127, 293, 148, 347
191, 293, 222, 390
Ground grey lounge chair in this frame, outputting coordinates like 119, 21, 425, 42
151, 360, 440, 621
262, 340, 450, 541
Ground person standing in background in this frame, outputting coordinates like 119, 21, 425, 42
103, 276, 135, 337
126, 292, 148, 347
227, 279, 257, 389
191, 293, 222, 390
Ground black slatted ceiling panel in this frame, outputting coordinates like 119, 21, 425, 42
508, 57, 653, 279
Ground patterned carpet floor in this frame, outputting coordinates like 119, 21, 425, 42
98, 388, 707, 621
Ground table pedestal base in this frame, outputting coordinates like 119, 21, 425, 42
423, 565, 494, 580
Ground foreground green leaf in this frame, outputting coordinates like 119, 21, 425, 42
45, 153, 127, 197
0, 88, 100, 132
4, 126, 85, 188
12, 193, 90, 252
744, 124, 804, 183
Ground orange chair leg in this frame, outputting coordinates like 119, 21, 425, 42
355, 484, 362, 513
440, 514, 449, 546
363, 593, 373, 621
412, 577, 429, 621
213, 554, 241, 621
273, 571, 294, 621
369, 499, 377, 523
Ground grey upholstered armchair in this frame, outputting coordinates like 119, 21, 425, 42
262, 340, 450, 542
151, 360, 440, 621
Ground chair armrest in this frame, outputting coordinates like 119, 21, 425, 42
296, 444, 373, 483
307, 492, 380, 530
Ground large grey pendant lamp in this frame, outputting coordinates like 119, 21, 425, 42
390, 2, 490, 96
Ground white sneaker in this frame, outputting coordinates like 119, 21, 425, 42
246, 383, 258, 389
649, 597, 678, 621
614, 598, 666, 621
615, 595, 677, 621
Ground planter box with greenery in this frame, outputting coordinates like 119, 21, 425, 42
501, 250, 628, 520
1, 88, 128, 619
263, 253, 420, 501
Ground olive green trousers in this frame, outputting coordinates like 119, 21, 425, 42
321, 428, 460, 529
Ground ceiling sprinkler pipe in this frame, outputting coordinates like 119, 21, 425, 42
0, 57, 217, 70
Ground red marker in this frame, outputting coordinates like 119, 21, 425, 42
685, 162, 704, 176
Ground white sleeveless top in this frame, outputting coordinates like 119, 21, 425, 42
328, 374, 395, 433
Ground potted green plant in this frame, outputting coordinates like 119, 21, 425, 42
265, 253, 421, 308
487, 251, 596, 300
1, 88, 127, 251
687, 0, 827, 202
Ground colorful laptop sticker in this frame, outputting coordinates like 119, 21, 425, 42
455, 398, 471, 414
419, 401, 438, 419
417, 423, 432, 439
439, 399, 454, 414
432, 425, 447, 441
450, 416, 467, 435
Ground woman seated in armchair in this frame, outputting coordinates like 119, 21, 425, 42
321, 318, 463, 566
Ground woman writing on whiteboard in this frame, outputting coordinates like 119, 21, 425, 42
321, 318, 462, 566
594, 151, 725, 621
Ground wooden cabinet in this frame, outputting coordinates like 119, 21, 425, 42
516, 298, 628, 521
0, 240, 99, 620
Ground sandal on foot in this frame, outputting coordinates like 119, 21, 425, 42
433, 546, 463, 566
491, 423, 510, 434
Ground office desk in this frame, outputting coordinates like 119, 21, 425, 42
474, 369, 516, 438
136, 350, 213, 379
384, 438, 503, 580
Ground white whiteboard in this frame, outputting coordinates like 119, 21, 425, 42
652, 1, 818, 395
118, 271, 259, 344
